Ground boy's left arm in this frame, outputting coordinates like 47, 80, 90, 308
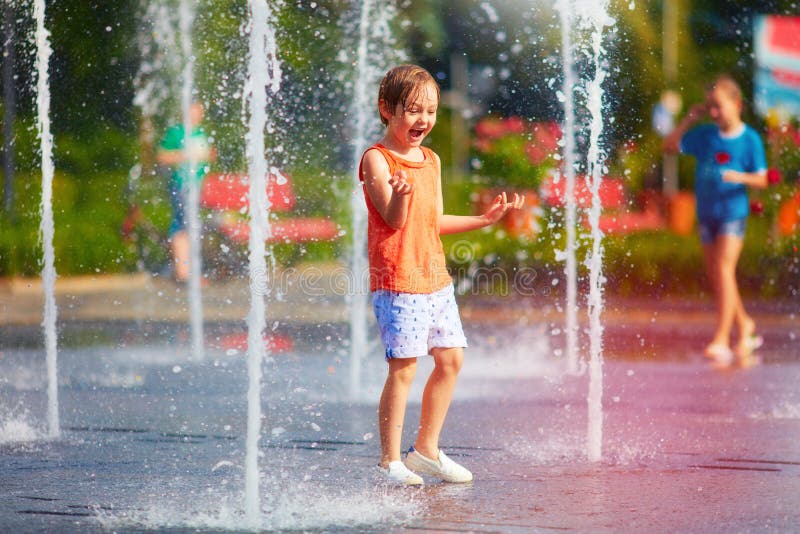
722, 133, 768, 189
434, 154, 524, 235
722, 170, 767, 188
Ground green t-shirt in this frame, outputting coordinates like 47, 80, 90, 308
160, 124, 212, 188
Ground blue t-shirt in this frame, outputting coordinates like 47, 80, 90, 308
680, 124, 766, 223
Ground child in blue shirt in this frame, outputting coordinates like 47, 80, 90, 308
664, 75, 767, 367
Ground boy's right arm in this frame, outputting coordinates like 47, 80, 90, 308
662, 103, 706, 154
361, 149, 414, 230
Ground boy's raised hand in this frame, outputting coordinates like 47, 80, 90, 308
482, 191, 525, 224
686, 102, 708, 122
663, 102, 707, 154
388, 170, 414, 196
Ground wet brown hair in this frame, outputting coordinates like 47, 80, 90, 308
378, 64, 440, 125
706, 75, 742, 103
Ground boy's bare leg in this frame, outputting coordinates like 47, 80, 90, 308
702, 241, 719, 298
707, 235, 745, 351
734, 285, 756, 353
171, 230, 190, 281
414, 347, 463, 460
379, 358, 417, 468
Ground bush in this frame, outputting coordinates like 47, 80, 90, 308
0, 170, 135, 276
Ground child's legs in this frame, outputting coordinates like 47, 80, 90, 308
379, 357, 417, 468
414, 347, 463, 459
708, 233, 745, 346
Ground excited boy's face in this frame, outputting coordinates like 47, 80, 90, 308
382, 82, 439, 149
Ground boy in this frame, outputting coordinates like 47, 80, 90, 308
360, 65, 524, 485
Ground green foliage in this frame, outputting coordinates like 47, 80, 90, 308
474, 134, 551, 189
55, 125, 139, 175
438, 180, 798, 298
767, 120, 800, 183
0, 171, 133, 276
602, 231, 704, 295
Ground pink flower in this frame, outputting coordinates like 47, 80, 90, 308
750, 199, 764, 215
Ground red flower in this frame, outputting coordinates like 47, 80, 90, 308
502, 116, 526, 135
473, 138, 493, 153
525, 142, 548, 165
533, 123, 560, 152
767, 168, 782, 185
475, 118, 505, 139
715, 152, 731, 165
750, 199, 764, 215
622, 139, 638, 153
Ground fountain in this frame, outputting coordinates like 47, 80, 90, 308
33, 0, 59, 439
132, 0, 204, 359
243, 0, 280, 524
556, 0, 580, 376
346, 0, 401, 400
577, 0, 612, 463
556, 0, 611, 461
178, 0, 205, 362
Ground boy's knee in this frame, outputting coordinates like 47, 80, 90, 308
433, 348, 463, 375
388, 359, 417, 383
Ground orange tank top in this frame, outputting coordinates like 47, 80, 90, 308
359, 144, 451, 293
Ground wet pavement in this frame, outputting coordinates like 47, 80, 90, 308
1, 268, 799, 532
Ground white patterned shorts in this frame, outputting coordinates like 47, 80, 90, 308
372, 283, 468, 361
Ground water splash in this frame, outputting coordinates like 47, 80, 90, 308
576, 0, 612, 463
95, 483, 420, 531
346, 0, 401, 400
179, 0, 205, 362
0, 410, 43, 445
133, 0, 182, 123
243, 0, 281, 525
33, 0, 59, 439
132, 0, 183, 200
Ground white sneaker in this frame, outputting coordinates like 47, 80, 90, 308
405, 447, 473, 483
704, 343, 734, 368
378, 460, 424, 486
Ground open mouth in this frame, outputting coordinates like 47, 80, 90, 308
409, 128, 425, 140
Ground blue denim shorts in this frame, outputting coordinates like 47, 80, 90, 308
168, 180, 186, 237
698, 218, 747, 244
372, 283, 468, 360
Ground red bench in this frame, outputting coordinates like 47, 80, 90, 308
200, 173, 339, 244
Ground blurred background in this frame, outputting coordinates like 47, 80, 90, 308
1, 0, 798, 299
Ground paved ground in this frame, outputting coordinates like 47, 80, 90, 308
1, 268, 799, 532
